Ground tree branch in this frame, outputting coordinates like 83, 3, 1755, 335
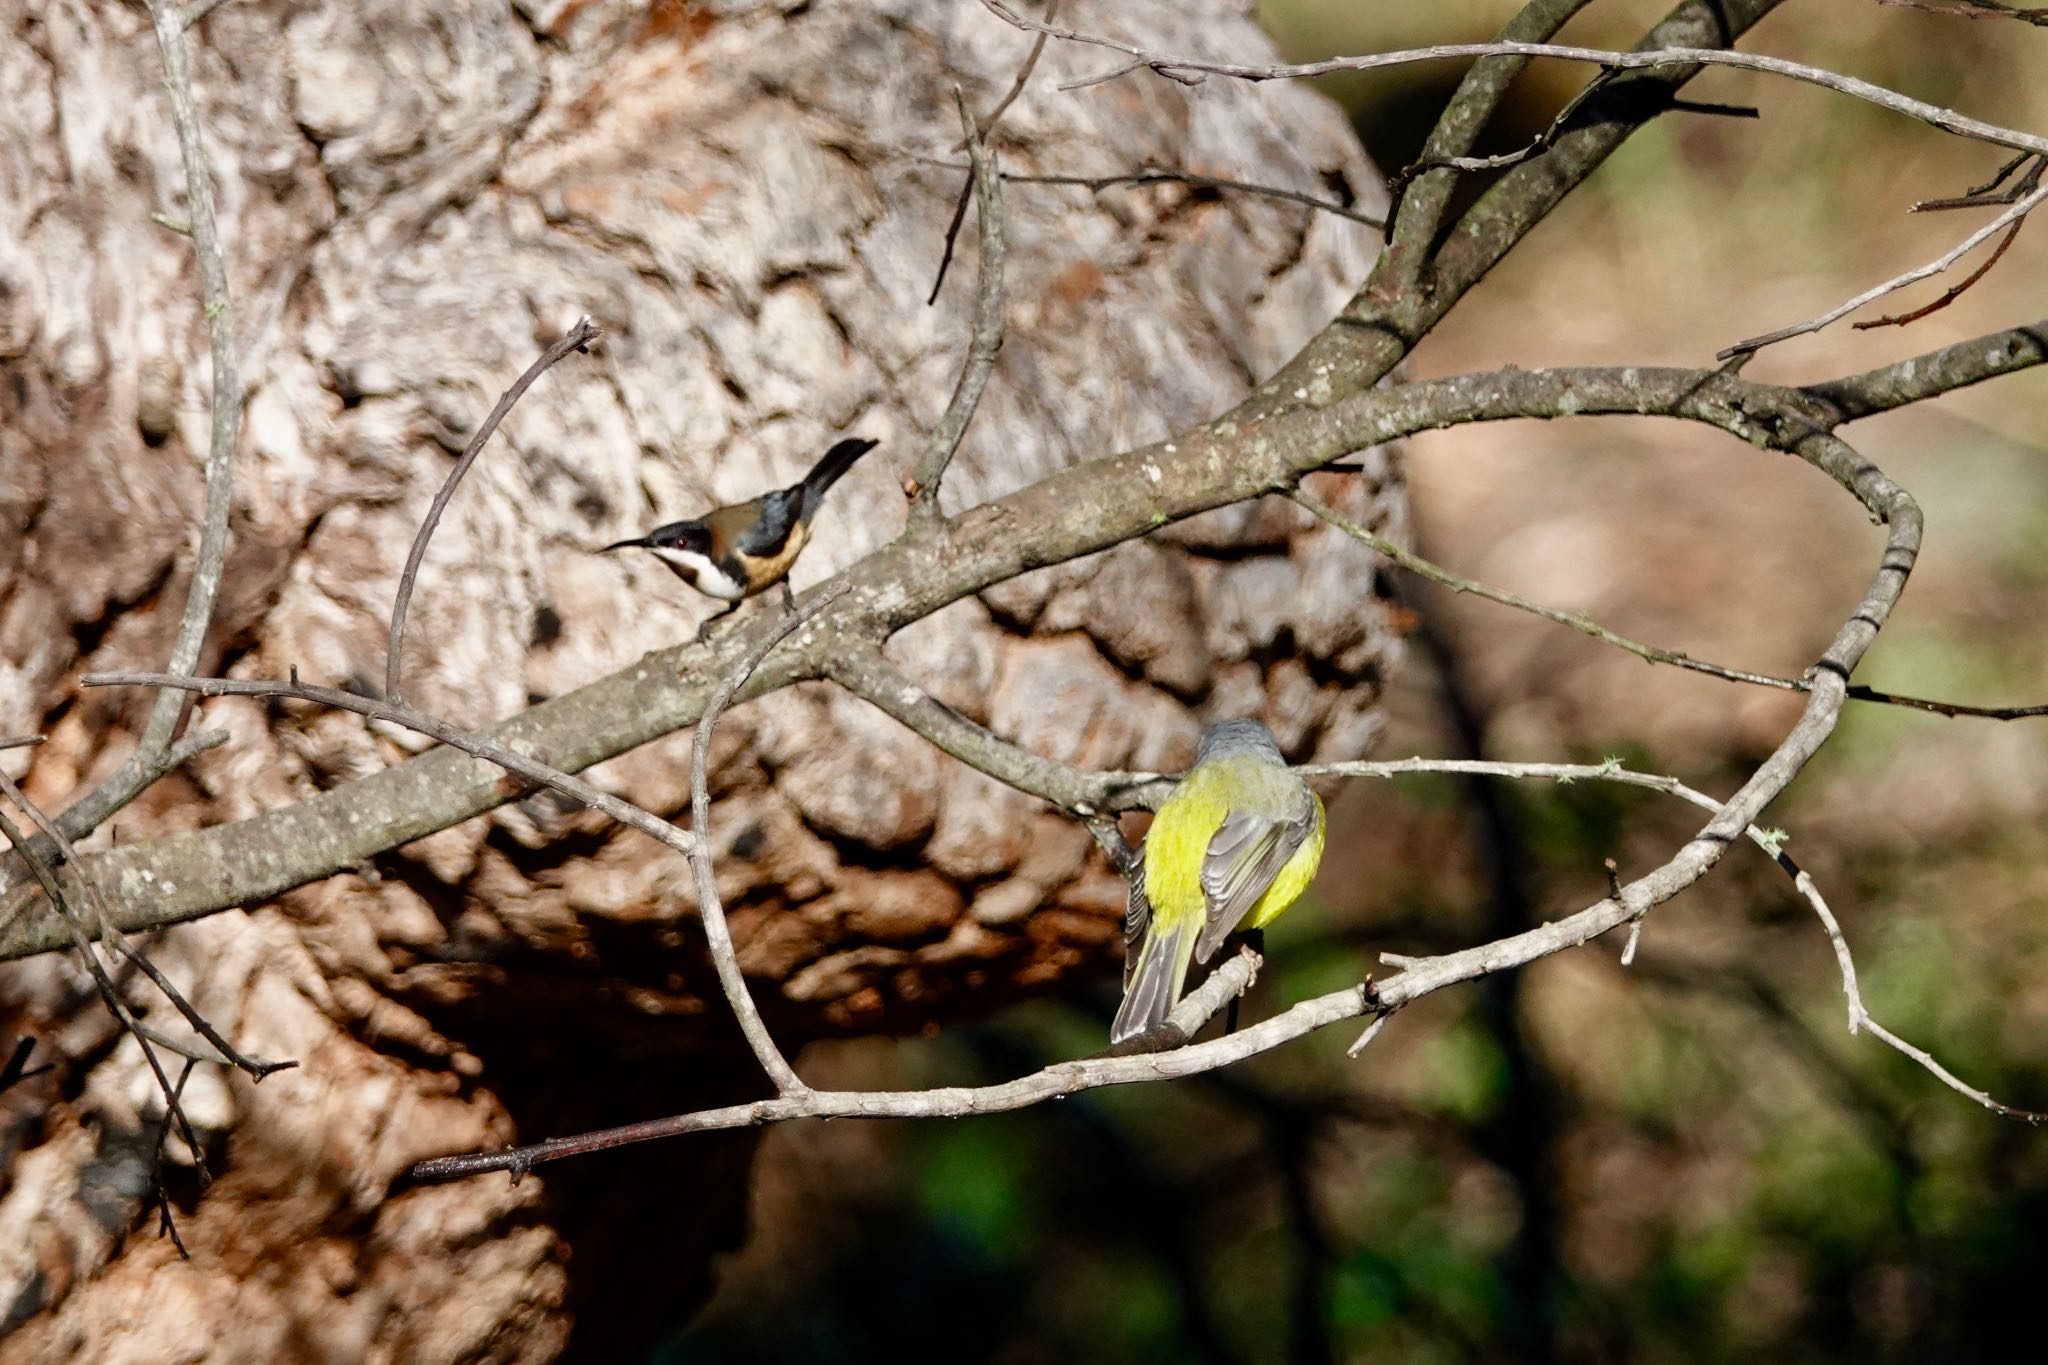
1721, 179, 2048, 356
905, 93, 1005, 520
983, 167, 1387, 230
0, 767, 292, 1080
980, 2, 2048, 159
52, 0, 245, 854
76, 670, 700, 864
1292, 485, 2048, 720
18, 351, 2048, 960
687, 590, 847, 1095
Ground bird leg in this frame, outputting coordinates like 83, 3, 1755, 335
778, 580, 796, 615
696, 599, 742, 643
1222, 928, 1266, 1036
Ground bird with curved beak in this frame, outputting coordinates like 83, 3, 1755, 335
1113, 718, 1326, 1045
603, 436, 880, 639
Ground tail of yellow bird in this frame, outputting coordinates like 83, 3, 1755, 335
1111, 908, 1192, 1044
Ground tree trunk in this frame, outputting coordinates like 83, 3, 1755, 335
0, 1, 1402, 1358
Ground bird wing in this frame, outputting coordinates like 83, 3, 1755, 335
729, 490, 802, 559
1194, 789, 1318, 963
1122, 861, 1151, 989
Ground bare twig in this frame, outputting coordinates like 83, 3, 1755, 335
55, 0, 246, 854
0, 766, 293, 1080
986, 166, 1386, 230
1393, 62, 1754, 192
1877, 0, 2048, 24
386, 316, 600, 702
1853, 221, 2025, 329
1345, 1011, 1392, 1059
0, 804, 207, 1171
0, 1037, 53, 1094
150, 1057, 198, 1258
906, 93, 1005, 518
927, 0, 1052, 303
79, 670, 700, 862
1913, 152, 2044, 211
978, 0, 1059, 132
0, 736, 47, 753
1791, 861, 2046, 1120
1722, 179, 2048, 356
688, 589, 849, 1096
1292, 486, 2048, 720
978, 2, 2048, 159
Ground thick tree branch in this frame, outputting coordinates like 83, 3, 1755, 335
1380, 0, 1599, 289
1807, 319, 2048, 420
75, 671, 701, 864
15, 350, 2047, 960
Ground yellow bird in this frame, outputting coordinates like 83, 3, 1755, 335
1113, 718, 1326, 1044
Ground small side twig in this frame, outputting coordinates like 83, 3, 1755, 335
0, 804, 208, 1172
688, 589, 849, 1096
81, 670, 700, 863
0, 766, 293, 1080
1292, 486, 2048, 721
1390, 64, 1755, 196
1852, 220, 2024, 330
1721, 178, 2048, 357
385, 316, 600, 702
987, 166, 1386, 230
0, 1037, 54, 1095
1876, 0, 2048, 25
150, 1057, 199, 1258
1912, 151, 2044, 211
906, 92, 1006, 518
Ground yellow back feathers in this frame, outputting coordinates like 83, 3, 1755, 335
1112, 720, 1325, 1044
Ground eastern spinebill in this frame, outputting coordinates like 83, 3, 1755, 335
1113, 718, 1327, 1045
603, 436, 879, 638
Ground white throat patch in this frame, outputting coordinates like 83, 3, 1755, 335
650, 546, 746, 601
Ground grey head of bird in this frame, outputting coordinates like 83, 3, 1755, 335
1194, 717, 1286, 765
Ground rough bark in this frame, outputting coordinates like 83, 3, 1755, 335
0, 1, 1401, 1359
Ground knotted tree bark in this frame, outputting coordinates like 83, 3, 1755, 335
0, 1, 1400, 1358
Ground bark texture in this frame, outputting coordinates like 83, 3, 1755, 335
0, 0, 1401, 1358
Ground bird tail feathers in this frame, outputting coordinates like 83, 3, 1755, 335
1111, 918, 1193, 1045
797, 437, 880, 513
